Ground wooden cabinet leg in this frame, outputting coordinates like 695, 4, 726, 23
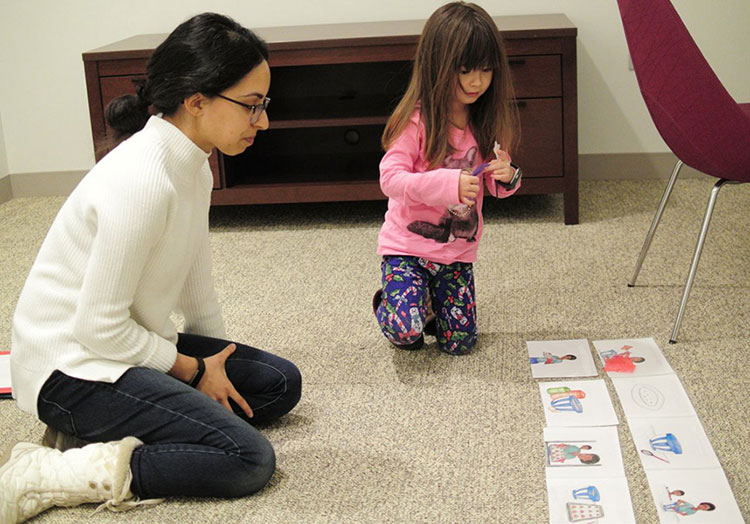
564, 186, 579, 225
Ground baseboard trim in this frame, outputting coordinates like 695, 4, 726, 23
580, 152, 703, 180
0, 155, 706, 202
0, 175, 11, 204
9, 170, 87, 198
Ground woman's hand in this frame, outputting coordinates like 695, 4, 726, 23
458, 170, 480, 206
197, 343, 254, 418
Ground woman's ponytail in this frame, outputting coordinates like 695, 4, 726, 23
104, 80, 151, 140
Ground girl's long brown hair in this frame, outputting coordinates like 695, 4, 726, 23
382, 2, 519, 168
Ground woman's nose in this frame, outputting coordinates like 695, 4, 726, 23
254, 110, 269, 130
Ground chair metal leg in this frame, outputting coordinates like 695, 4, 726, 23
669, 178, 735, 344
628, 160, 684, 287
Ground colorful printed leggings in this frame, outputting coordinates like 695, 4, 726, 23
376, 255, 477, 355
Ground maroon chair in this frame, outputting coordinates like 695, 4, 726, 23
618, 0, 750, 343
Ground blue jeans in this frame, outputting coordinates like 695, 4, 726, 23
36, 333, 302, 499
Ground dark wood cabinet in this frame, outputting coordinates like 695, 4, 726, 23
83, 14, 578, 223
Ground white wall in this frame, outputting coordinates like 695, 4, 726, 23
0, 0, 748, 176
0, 112, 8, 179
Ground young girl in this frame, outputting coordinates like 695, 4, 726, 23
374, 2, 521, 355
1, 13, 301, 523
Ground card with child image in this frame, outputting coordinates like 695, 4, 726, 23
645, 468, 744, 524
544, 426, 625, 479
593, 337, 674, 377
527, 339, 597, 378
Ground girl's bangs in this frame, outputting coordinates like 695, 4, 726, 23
459, 24, 501, 71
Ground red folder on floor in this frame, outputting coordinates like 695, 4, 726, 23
0, 351, 11, 398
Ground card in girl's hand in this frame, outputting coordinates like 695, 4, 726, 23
493, 141, 509, 161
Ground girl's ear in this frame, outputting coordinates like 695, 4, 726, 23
183, 93, 207, 117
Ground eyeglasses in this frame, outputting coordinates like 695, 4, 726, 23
215, 94, 270, 124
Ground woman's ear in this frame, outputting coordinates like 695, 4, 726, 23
183, 93, 207, 117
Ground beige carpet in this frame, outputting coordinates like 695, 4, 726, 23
0, 178, 748, 523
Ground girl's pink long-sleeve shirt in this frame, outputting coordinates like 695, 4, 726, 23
377, 110, 519, 264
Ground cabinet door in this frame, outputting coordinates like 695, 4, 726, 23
512, 98, 563, 178
508, 55, 562, 98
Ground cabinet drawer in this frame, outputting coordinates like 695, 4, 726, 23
508, 55, 561, 98
512, 98, 563, 178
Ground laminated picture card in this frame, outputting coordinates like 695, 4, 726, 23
527, 339, 597, 378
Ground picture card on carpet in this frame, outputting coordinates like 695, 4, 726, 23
611, 374, 696, 420
539, 379, 618, 427
628, 417, 720, 472
546, 476, 636, 524
544, 426, 625, 479
527, 339, 597, 378
593, 337, 673, 377
645, 468, 744, 523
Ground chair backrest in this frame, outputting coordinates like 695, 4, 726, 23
617, 0, 750, 180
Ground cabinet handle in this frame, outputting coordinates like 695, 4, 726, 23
344, 129, 360, 145
508, 58, 526, 66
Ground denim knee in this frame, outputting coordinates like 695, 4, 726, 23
228, 434, 277, 497
284, 363, 302, 412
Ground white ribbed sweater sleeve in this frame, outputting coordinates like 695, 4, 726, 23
178, 232, 227, 338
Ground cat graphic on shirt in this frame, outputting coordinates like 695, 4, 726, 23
407, 147, 479, 243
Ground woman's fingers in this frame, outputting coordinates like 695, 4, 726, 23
210, 343, 253, 418
230, 388, 254, 418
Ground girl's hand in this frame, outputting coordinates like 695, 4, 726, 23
197, 343, 254, 418
458, 170, 480, 206
485, 152, 514, 184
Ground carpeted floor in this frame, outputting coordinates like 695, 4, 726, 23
0, 178, 748, 523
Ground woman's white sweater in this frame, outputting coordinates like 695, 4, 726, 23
11, 116, 226, 416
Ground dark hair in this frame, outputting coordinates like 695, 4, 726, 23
105, 12, 268, 140
579, 453, 600, 465
699, 502, 716, 511
382, 2, 518, 167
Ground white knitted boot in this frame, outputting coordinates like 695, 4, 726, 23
41, 426, 90, 452
0, 437, 150, 524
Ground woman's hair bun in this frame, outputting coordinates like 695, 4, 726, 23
104, 94, 150, 140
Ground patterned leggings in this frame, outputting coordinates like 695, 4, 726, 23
375, 255, 477, 355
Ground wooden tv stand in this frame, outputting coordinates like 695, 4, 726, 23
83, 14, 578, 223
